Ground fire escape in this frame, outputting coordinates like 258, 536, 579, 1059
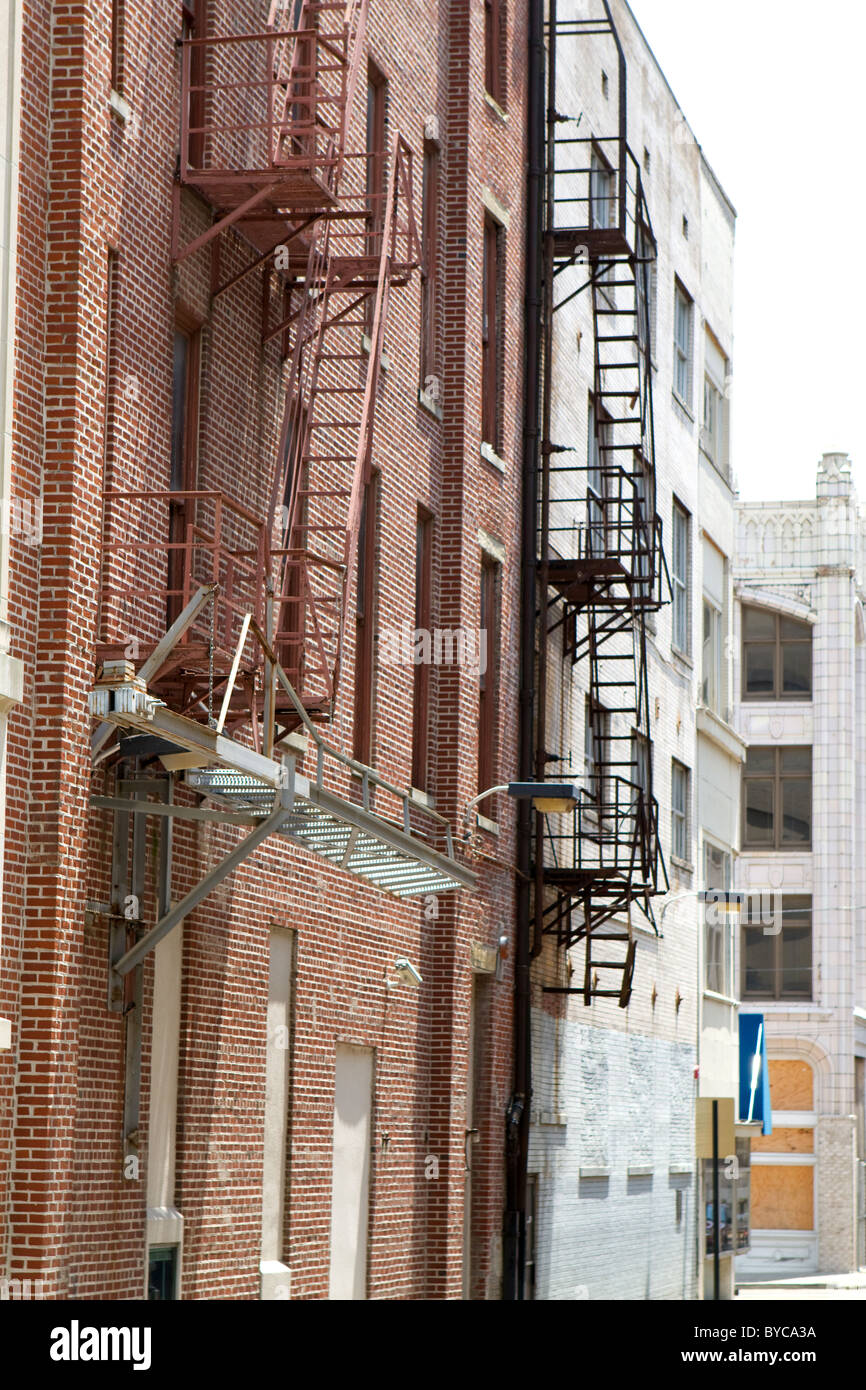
535, 1, 669, 1006
88, 3, 473, 1157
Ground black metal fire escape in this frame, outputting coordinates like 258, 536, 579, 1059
535, 0, 669, 1007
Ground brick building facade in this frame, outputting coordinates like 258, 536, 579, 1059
0, 0, 528, 1300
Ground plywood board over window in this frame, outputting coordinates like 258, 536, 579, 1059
769, 1058, 813, 1112
751, 1165, 813, 1231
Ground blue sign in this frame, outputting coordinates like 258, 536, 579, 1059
739, 1013, 772, 1136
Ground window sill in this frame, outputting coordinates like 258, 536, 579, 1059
741, 844, 812, 854
672, 391, 694, 423
109, 89, 132, 125
483, 90, 509, 123
671, 645, 693, 670
361, 333, 391, 373
670, 855, 694, 876
475, 812, 500, 836
410, 787, 435, 810
417, 387, 442, 421
703, 989, 738, 1008
480, 441, 506, 474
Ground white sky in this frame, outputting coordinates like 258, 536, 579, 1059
628, 0, 866, 503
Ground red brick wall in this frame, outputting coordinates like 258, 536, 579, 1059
2, 0, 526, 1300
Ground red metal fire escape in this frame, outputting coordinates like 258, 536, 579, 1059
98, 0, 419, 750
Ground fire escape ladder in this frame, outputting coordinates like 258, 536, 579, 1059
270, 133, 418, 726
537, 2, 670, 1005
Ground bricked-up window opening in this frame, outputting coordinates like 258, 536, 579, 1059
742, 746, 812, 850
412, 508, 433, 791
484, 0, 505, 106
742, 606, 812, 701
478, 556, 501, 796
741, 895, 812, 1000
704, 842, 733, 995
420, 140, 440, 401
671, 499, 690, 654
482, 215, 503, 452
671, 759, 689, 862
147, 1245, 179, 1300
353, 473, 379, 764
111, 0, 124, 93
182, 0, 207, 168
365, 62, 387, 334
168, 318, 201, 627
674, 280, 693, 407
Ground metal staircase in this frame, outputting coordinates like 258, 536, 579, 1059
535, 0, 668, 1006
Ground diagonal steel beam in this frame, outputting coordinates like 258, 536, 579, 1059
112, 804, 292, 976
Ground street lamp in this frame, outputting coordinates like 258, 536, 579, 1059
463, 781, 581, 835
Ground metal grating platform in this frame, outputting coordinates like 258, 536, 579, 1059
186, 768, 471, 898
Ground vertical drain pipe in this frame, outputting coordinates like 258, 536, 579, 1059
503, 0, 544, 1302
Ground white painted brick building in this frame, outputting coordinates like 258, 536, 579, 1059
528, 0, 743, 1301
734, 453, 866, 1278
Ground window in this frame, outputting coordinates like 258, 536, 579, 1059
478, 557, 501, 794
702, 600, 723, 713
168, 317, 200, 625
636, 221, 657, 359
586, 397, 610, 555
420, 140, 440, 400
148, 1245, 179, 1301
742, 746, 812, 850
671, 500, 690, 654
632, 730, 650, 797
111, 1, 124, 92
482, 215, 502, 451
484, 0, 504, 105
742, 605, 812, 701
412, 509, 433, 791
590, 147, 614, 230
701, 538, 726, 715
673, 282, 693, 406
671, 760, 690, 862
353, 474, 379, 764
703, 843, 733, 996
741, 895, 812, 1001
182, 0, 207, 168
584, 698, 609, 803
702, 332, 730, 477
365, 63, 387, 330
524, 1174, 538, 1300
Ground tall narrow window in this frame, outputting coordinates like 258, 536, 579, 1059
484, 0, 504, 106
478, 557, 501, 795
701, 537, 727, 716
102, 251, 120, 485
182, 1, 207, 168
704, 843, 733, 996
632, 731, 650, 797
412, 509, 433, 791
365, 63, 387, 330
111, 1, 124, 93
702, 332, 729, 477
168, 318, 200, 625
353, 474, 378, 764
420, 140, 440, 401
674, 281, 693, 406
590, 147, 614, 231
671, 760, 689, 862
587, 397, 610, 556
482, 216, 502, 451
671, 500, 690, 654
